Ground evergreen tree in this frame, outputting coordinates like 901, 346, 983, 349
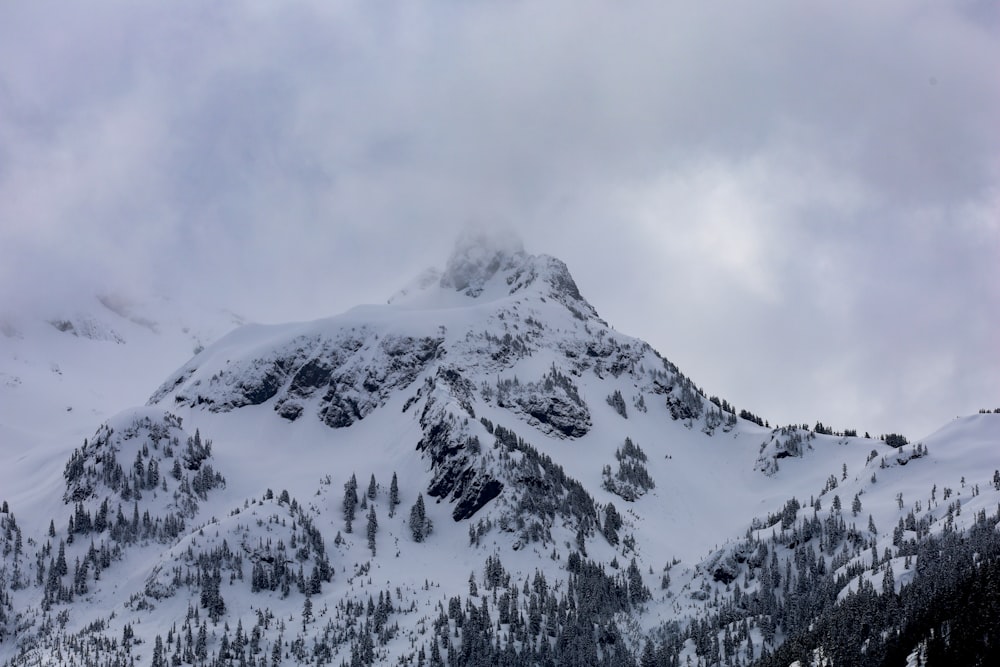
367, 505, 378, 556
367, 473, 377, 500
389, 472, 400, 517
604, 503, 622, 545
196, 622, 208, 661
343, 473, 358, 533
302, 596, 313, 627
147, 458, 159, 489
56, 540, 68, 576
410, 494, 431, 542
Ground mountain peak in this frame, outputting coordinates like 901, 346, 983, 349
389, 230, 596, 322
439, 228, 526, 297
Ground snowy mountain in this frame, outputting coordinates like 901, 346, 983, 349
1, 232, 998, 666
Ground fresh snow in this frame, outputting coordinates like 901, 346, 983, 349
1, 235, 997, 666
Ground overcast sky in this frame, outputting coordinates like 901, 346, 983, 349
1, 0, 998, 440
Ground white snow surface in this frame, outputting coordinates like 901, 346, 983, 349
1, 238, 997, 666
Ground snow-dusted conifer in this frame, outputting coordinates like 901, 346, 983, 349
389, 472, 400, 517
367, 505, 378, 556
343, 474, 358, 533
410, 494, 431, 542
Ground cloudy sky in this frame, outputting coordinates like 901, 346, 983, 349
1, 0, 998, 440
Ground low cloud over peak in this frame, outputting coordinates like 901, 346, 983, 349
1, 0, 997, 439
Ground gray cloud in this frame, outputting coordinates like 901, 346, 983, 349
1, 0, 997, 438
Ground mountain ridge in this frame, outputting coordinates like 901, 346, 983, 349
1, 234, 998, 666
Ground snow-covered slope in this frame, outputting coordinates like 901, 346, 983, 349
1, 232, 997, 666
0, 291, 242, 461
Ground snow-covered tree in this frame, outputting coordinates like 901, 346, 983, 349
410, 494, 432, 542
343, 474, 358, 533
389, 472, 400, 517
366, 505, 378, 556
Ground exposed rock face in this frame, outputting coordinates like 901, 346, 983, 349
493, 367, 592, 438
310, 334, 444, 428
703, 542, 758, 586
154, 332, 444, 429
417, 374, 504, 522
517, 392, 591, 438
